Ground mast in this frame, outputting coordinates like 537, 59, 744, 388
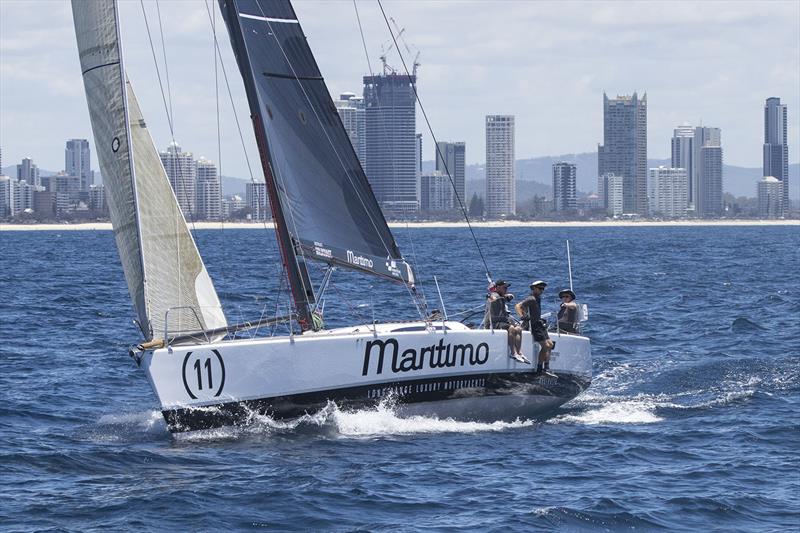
218, 0, 315, 330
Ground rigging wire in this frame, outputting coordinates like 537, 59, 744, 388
139, 0, 173, 137
154, 0, 174, 133
352, 0, 429, 318
210, 0, 228, 288
251, 1, 426, 321
376, 0, 493, 283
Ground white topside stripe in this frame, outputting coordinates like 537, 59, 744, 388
239, 13, 299, 24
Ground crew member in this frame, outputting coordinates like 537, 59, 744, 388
481, 280, 528, 363
516, 280, 555, 376
557, 289, 579, 334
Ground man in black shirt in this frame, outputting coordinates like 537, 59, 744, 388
481, 280, 528, 363
516, 280, 555, 376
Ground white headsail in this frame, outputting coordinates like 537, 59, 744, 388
72, 0, 227, 341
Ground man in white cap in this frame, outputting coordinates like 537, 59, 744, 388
516, 280, 555, 376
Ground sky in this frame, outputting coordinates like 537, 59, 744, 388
1, 0, 798, 180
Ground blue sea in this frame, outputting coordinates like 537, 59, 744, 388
1, 225, 798, 531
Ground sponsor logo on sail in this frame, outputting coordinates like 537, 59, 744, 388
362, 337, 490, 376
347, 250, 374, 268
313, 242, 332, 259
385, 257, 401, 277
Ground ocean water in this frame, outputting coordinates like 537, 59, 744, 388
1, 225, 798, 531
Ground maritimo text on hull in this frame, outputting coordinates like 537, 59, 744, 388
72, 0, 592, 434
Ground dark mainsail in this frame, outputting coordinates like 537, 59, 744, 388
219, 0, 416, 328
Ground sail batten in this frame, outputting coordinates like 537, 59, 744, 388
72, 0, 227, 341
219, 0, 416, 288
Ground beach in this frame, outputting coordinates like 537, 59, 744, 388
1, 219, 797, 231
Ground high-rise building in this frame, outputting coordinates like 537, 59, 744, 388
763, 97, 788, 214
607, 174, 624, 217
65, 139, 92, 191
0, 176, 14, 218
420, 171, 453, 212
33, 190, 54, 218
363, 73, 418, 215
435, 141, 466, 208
88, 184, 107, 214
552, 162, 577, 212
16, 157, 39, 188
671, 124, 695, 207
693, 127, 723, 217
335, 92, 366, 167
598, 92, 647, 215
246, 181, 270, 221
758, 176, 784, 218
195, 157, 222, 221
52, 172, 81, 215
648, 166, 688, 218
159, 141, 196, 218
485, 115, 515, 218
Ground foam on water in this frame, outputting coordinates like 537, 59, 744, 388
173, 399, 536, 442
554, 400, 663, 425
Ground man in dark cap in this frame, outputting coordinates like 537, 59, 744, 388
557, 289, 579, 334
516, 280, 555, 376
481, 280, 528, 363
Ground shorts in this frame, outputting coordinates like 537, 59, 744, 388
533, 330, 549, 342
493, 322, 511, 330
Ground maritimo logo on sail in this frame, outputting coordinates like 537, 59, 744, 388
362, 338, 490, 376
347, 250, 374, 268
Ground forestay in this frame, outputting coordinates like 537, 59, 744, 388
72, 0, 227, 341
218, 0, 415, 284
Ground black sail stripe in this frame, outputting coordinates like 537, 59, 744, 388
81, 60, 120, 76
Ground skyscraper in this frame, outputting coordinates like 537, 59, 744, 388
671, 124, 694, 207
648, 166, 688, 218
694, 127, 723, 217
195, 157, 222, 221
65, 139, 92, 191
363, 73, 418, 215
334, 92, 366, 167
485, 115, 515, 218
598, 92, 647, 215
435, 141, 466, 208
763, 97, 788, 213
552, 162, 577, 212
159, 141, 196, 218
16, 157, 39, 187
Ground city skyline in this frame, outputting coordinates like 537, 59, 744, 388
1, 1, 798, 179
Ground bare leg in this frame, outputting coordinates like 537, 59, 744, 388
514, 326, 523, 356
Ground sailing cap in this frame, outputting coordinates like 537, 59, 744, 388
529, 280, 547, 288
494, 280, 511, 288
559, 289, 576, 300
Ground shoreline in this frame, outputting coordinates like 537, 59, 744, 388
0, 219, 797, 231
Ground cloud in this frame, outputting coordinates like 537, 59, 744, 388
0, 0, 797, 179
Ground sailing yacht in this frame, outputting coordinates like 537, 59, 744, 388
72, 0, 592, 433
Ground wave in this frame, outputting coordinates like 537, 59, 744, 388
553, 399, 663, 425
91, 399, 536, 443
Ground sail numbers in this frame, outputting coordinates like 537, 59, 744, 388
181, 350, 226, 399
111, 137, 120, 153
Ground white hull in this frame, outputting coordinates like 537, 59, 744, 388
140, 321, 592, 433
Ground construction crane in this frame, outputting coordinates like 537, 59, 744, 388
378, 17, 420, 76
